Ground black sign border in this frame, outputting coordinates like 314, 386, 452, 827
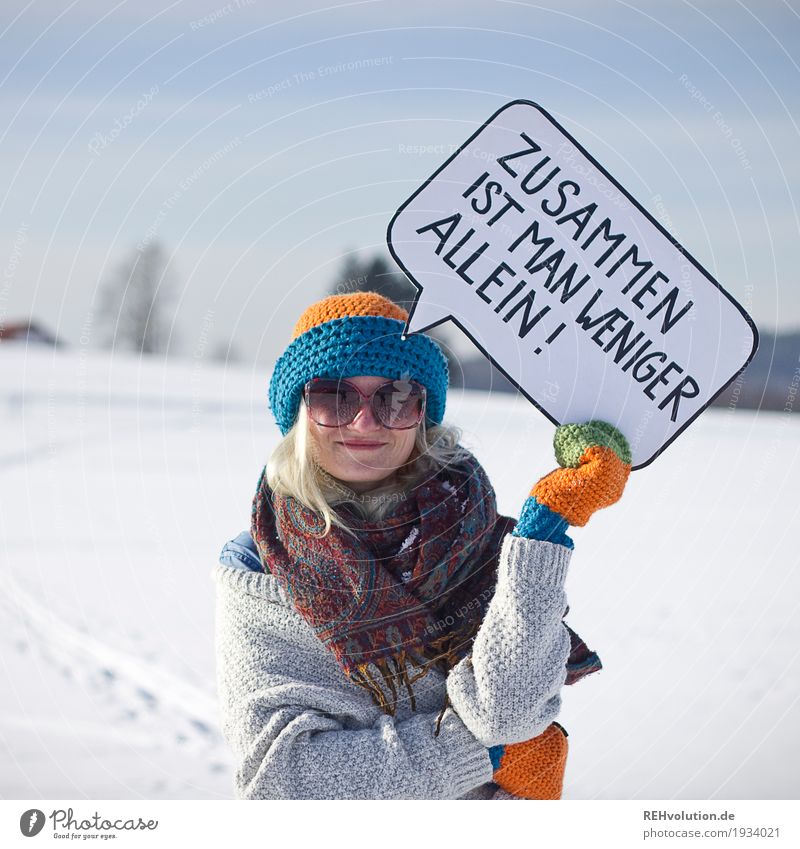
386, 98, 760, 471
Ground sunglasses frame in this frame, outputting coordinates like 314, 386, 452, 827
303, 377, 427, 430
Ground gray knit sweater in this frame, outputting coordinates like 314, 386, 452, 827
212, 533, 572, 800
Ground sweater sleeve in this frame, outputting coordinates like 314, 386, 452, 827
445, 534, 572, 747
212, 566, 493, 800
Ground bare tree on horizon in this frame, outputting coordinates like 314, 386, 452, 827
97, 241, 176, 354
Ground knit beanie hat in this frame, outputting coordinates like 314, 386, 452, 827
268, 292, 449, 435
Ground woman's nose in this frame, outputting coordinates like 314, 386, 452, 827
348, 399, 382, 431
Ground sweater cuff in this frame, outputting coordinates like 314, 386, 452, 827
501, 533, 572, 592
432, 708, 494, 797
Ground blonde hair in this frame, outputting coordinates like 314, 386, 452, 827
266, 402, 468, 535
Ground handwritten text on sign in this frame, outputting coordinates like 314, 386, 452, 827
387, 100, 757, 468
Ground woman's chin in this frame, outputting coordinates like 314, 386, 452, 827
333, 466, 393, 490
344, 470, 389, 486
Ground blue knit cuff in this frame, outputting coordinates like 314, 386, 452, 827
487, 744, 505, 771
512, 496, 574, 549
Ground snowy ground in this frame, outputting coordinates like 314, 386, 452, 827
1, 345, 798, 800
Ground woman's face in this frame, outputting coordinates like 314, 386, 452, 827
306, 375, 419, 493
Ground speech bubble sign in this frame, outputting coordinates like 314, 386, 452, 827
387, 100, 758, 469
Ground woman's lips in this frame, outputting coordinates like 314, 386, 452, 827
337, 441, 386, 450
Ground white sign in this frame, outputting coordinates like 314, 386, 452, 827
387, 100, 758, 469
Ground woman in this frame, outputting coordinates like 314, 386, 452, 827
214, 292, 631, 800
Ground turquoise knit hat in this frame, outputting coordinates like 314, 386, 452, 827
268, 292, 449, 435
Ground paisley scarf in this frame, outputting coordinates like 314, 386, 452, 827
251, 451, 600, 726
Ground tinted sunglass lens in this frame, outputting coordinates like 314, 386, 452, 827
307, 382, 360, 425
373, 381, 424, 428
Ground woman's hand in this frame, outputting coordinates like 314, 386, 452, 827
488, 722, 569, 799
512, 420, 631, 544
531, 420, 632, 528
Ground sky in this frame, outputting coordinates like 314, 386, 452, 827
1, 0, 798, 366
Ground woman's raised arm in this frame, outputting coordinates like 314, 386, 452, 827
445, 421, 631, 747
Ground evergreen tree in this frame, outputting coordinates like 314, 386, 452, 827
328, 251, 462, 382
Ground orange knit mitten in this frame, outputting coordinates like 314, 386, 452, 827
531, 421, 632, 527
490, 722, 569, 800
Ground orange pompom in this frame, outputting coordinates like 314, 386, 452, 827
291, 292, 408, 339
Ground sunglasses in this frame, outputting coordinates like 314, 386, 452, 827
303, 377, 427, 430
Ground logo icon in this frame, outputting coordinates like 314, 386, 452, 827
19, 809, 46, 837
